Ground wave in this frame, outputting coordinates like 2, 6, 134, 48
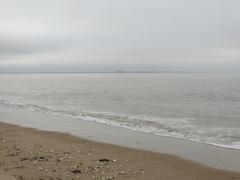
1, 98, 240, 150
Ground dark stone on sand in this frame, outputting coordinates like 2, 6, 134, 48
99, 158, 112, 163
70, 169, 82, 174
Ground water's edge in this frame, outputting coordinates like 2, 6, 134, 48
1, 98, 240, 150
1, 104, 240, 172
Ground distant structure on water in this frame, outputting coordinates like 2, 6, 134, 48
115, 70, 124, 73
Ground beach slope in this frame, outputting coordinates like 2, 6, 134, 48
0, 122, 239, 180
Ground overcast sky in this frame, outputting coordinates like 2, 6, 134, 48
0, 0, 240, 72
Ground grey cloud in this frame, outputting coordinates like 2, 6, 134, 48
0, 38, 66, 56
0, 0, 240, 72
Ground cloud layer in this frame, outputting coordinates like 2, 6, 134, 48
0, 0, 240, 72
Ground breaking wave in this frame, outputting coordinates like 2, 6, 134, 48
1, 98, 240, 150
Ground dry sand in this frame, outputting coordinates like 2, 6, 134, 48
0, 122, 240, 180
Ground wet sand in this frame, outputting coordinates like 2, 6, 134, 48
1, 105, 240, 172
0, 122, 240, 180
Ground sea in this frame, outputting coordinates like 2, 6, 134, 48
0, 73, 240, 149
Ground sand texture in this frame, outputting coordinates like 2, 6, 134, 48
0, 122, 240, 180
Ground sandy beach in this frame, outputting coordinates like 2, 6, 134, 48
1, 0, 240, 178
0, 122, 240, 180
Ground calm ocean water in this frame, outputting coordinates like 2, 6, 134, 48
0, 73, 240, 149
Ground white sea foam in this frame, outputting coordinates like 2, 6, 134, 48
1, 98, 240, 150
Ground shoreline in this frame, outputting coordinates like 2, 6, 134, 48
2, 98, 240, 151
1, 104, 240, 172
1, 122, 240, 180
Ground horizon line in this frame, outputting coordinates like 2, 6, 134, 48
0, 71, 239, 74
